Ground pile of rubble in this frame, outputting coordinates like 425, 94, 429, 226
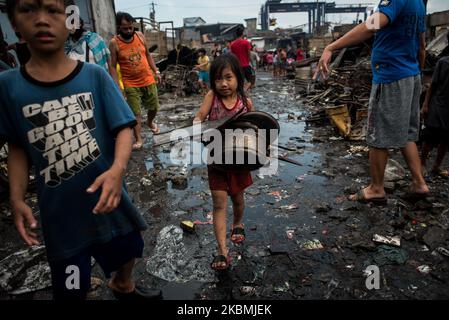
297, 50, 372, 141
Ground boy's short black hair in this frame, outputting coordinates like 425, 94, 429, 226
6, 0, 74, 20
116, 12, 135, 27
235, 26, 244, 38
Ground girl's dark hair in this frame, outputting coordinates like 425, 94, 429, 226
6, 0, 74, 20
116, 12, 135, 27
210, 54, 249, 108
198, 48, 206, 55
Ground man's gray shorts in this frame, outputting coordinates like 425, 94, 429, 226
366, 75, 422, 149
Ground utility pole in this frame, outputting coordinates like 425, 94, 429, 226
150, 1, 157, 30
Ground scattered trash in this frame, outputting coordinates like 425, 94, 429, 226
384, 159, 406, 182
240, 286, 256, 296
140, 177, 152, 187
436, 247, 449, 257
0, 246, 50, 294
180, 220, 196, 233
193, 212, 214, 225
373, 245, 408, 266
286, 229, 295, 239
346, 265, 355, 270
280, 204, 299, 211
418, 245, 430, 252
146, 225, 215, 283
9, 261, 51, 296
348, 146, 370, 154
273, 282, 290, 293
268, 191, 283, 202
372, 234, 401, 247
417, 265, 431, 274
363, 267, 373, 277
301, 239, 324, 250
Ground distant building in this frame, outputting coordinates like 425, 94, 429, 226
245, 18, 258, 37
183, 17, 206, 28
180, 17, 206, 46
197, 23, 245, 43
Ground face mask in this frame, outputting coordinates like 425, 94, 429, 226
120, 30, 134, 40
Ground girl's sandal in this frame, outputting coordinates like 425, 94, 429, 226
231, 226, 246, 244
211, 254, 231, 271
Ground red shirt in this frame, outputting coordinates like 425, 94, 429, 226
231, 38, 252, 68
296, 49, 305, 62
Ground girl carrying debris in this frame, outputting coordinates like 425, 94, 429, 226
193, 54, 255, 270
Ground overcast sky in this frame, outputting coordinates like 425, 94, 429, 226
115, 0, 449, 31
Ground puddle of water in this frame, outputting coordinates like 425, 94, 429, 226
161, 281, 204, 300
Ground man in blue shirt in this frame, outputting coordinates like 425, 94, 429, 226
315, 0, 429, 203
1, 0, 162, 300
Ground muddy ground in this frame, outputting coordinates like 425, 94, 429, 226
1, 72, 448, 300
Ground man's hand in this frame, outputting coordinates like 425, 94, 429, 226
156, 72, 162, 83
11, 200, 40, 246
87, 165, 125, 214
313, 46, 333, 81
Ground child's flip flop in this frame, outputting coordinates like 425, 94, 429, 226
211, 254, 231, 271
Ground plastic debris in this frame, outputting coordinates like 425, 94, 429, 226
384, 159, 406, 182
0, 246, 51, 294
268, 191, 283, 202
418, 245, 430, 252
301, 239, 324, 250
286, 230, 295, 239
372, 234, 401, 247
146, 225, 215, 283
240, 286, 256, 295
180, 220, 196, 233
417, 265, 431, 274
281, 204, 299, 211
436, 247, 449, 257
140, 177, 152, 187
373, 245, 408, 266
348, 146, 370, 154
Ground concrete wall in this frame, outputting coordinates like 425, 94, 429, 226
70, 0, 116, 42
0, 1, 116, 44
90, 0, 116, 43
